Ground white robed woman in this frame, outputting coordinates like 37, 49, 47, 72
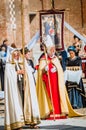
5, 48, 40, 130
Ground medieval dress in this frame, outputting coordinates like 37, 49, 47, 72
65, 56, 86, 108
5, 62, 24, 130
36, 55, 83, 120
5, 55, 40, 130
0, 50, 7, 91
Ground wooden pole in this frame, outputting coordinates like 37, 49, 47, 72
51, 0, 55, 9
43, 44, 55, 121
40, 0, 56, 120
80, 0, 84, 28
40, 0, 44, 10
13, 28, 16, 44
21, 0, 26, 105
21, 0, 25, 67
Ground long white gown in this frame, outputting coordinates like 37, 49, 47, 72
5, 63, 24, 130
5, 58, 40, 130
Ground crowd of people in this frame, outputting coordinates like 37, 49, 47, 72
0, 34, 86, 130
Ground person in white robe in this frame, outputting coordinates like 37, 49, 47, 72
5, 49, 40, 130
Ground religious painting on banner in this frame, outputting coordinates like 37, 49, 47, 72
40, 11, 64, 51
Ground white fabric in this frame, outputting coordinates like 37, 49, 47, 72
64, 22, 86, 43
25, 61, 40, 118
26, 31, 40, 50
6, 46, 14, 62
45, 35, 54, 48
51, 66, 57, 73
45, 65, 49, 71
64, 70, 82, 84
45, 64, 57, 72
0, 91, 4, 99
14, 60, 23, 81
5, 57, 40, 128
27, 64, 34, 73
5, 63, 24, 126
82, 59, 86, 63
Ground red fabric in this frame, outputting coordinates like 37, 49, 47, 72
84, 45, 86, 52
34, 65, 39, 70
82, 61, 86, 78
49, 28, 54, 35
47, 115, 67, 120
42, 57, 66, 119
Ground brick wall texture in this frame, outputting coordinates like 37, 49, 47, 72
0, 0, 86, 47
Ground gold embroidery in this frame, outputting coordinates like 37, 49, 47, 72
25, 116, 41, 125
50, 113, 67, 117
66, 66, 81, 71
5, 121, 25, 130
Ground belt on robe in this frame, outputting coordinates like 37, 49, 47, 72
66, 66, 81, 71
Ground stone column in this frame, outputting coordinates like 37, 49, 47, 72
0, 0, 7, 43
5, 0, 30, 47
14, 0, 30, 47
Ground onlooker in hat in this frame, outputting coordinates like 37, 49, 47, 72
73, 35, 81, 56
73, 35, 86, 57
65, 46, 86, 108
0, 39, 8, 53
21, 47, 34, 69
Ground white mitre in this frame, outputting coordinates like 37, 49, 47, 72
45, 35, 55, 48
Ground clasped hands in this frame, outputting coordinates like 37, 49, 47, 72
45, 65, 57, 73
17, 69, 25, 74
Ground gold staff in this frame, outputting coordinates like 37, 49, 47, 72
40, 0, 44, 10
21, 0, 26, 105
21, 0, 25, 65
43, 43, 55, 121
51, 0, 55, 9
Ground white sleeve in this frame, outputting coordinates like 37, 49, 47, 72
25, 31, 40, 50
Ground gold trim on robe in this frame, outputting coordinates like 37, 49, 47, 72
5, 122, 25, 130
4, 63, 25, 130
24, 62, 41, 125
36, 68, 53, 119
5, 60, 41, 130
52, 57, 84, 117
36, 56, 84, 119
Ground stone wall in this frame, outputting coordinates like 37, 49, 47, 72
29, 0, 86, 46
0, 0, 30, 47
0, 0, 86, 47
0, 0, 7, 44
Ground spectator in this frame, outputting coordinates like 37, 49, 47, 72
65, 46, 86, 108
5, 48, 41, 129
0, 46, 7, 90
